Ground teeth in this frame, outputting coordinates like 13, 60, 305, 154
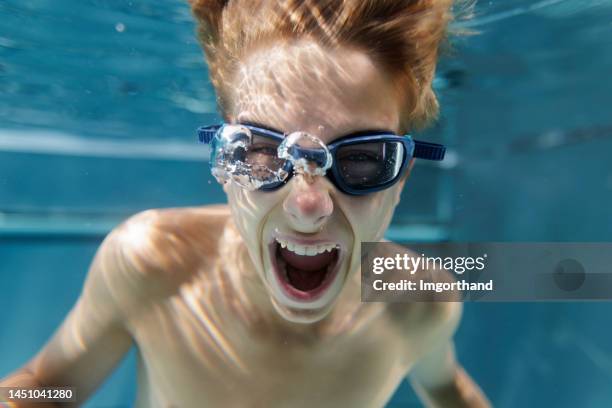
275, 237, 338, 256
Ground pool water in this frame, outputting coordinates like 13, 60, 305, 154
1, 0, 612, 406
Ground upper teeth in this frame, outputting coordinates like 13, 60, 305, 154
275, 237, 337, 256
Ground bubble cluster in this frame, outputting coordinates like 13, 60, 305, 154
209, 125, 288, 190
278, 131, 332, 176
209, 125, 333, 191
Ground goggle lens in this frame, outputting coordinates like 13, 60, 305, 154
246, 135, 287, 175
336, 141, 405, 190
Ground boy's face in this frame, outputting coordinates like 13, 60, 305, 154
224, 41, 409, 323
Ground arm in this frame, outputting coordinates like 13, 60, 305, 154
408, 304, 491, 408
0, 224, 136, 406
1, 206, 226, 406
409, 339, 491, 408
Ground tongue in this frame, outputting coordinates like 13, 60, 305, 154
279, 246, 336, 292
286, 264, 327, 291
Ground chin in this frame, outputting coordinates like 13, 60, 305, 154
270, 296, 335, 324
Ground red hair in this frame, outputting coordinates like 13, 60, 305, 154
190, 0, 454, 130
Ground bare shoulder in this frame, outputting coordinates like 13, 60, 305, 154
374, 242, 463, 356
386, 300, 462, 366
88, 205, 232, 312
386, 290, 462, 338
388, 301, 462, 337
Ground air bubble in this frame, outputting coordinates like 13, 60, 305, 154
278, 132, 332, 176
209, 124, 288, 190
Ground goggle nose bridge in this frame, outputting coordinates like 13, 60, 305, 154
279, 131, 333, 176
285, 145, 333, 173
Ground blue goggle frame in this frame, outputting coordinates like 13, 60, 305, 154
197, 123, 446, 196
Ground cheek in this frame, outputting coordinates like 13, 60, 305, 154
342, 189, 400, 241
226, 185, 282, 244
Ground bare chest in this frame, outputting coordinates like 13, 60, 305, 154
129, 296, 410, 408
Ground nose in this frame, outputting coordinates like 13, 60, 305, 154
283, 175, 333, 233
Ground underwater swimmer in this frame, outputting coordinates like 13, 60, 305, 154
1, 1, 490, 407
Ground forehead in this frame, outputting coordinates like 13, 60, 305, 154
230, 41, 401, 141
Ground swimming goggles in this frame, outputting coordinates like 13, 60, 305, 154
197, 123, 446, 196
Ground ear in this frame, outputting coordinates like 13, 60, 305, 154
393, 158, 415, 206
403, 158, 416, 182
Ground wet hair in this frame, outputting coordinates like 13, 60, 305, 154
189, 0, 454, 130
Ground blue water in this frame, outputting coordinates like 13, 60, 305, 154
2, 0, 612, 406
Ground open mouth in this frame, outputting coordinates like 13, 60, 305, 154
269, 237, 341, 301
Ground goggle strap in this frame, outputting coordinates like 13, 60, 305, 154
198, 125, 447, 161
197, 125, 221, 144
413, 140, 446, 161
